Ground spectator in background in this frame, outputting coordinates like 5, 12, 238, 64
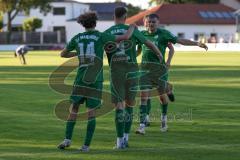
14, 45, 31, 65
208, 36, 217, 43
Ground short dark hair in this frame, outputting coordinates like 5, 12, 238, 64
114, 7, 128, 19
144, 14, 160, 20
77, 12, 98, 28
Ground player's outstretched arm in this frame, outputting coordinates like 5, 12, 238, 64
177, 39, 208, 51
115, 24, 136, 42
60, 48, 77, 58
166, 43, 175, 69
144, 40, 163, 62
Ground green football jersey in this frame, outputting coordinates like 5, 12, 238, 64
140, 28, 178, 64
104, 24, 147, 64
66, 30, 116, 82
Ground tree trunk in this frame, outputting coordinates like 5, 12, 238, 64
7, 11, 12, 44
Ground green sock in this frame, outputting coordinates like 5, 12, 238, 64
146, 99, 151, 115
140, 105, 147, 123
84, 117, 96, 146
65, 121, 76, 139
124, 107, 133, 134
161, 104, 168, 116
115, 109, 124, 137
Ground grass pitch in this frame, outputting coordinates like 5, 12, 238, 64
0, 51, 240, 160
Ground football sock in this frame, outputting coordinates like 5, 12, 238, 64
117, 137, 123, 147
140, 104, 147, 124
124, 107, 133, 134
146, 99, 151, 115
124, 133, 129, 142
65, 121, 76, 140
115, 109, 124, 138
84, 117, 96, 146
161, 104, 168, 116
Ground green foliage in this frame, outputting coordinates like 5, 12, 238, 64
0, 0, 52, 14
0, 0, 52, 31
0, 13, 3, 30
22, 17, 42, 31
127, 4, 143, 17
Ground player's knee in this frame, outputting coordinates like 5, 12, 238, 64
126, 100, 135, 106
160, 95, 168, 104
115, 102, 124, 109
87, 109, 96, 119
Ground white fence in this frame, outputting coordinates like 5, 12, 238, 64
173, 43, 240, 52
0, 43, 240, 51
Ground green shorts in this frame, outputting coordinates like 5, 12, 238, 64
139, 63, 169, 93
70, 81, 103, 109
110, 62, 139, 103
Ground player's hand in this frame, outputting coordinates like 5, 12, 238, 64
198, 42, 208, 51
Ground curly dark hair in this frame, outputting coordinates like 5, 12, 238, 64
77, 12, 98, 29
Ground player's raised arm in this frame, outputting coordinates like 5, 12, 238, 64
60, 48, 77, 58
177, 39, 208, 51
115, 24, 136, 42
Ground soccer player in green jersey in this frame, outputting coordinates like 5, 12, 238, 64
57, 12, 136, 152
136, 13, 208, 135
143, 42, 175, 127
104, 7, 164, 149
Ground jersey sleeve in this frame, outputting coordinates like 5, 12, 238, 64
133, 28, 147, 44
66, 37, 76, 52
163, 30, 178, 44
101, 32, 116, 44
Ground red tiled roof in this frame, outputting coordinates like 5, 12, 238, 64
126, 4, 236, 25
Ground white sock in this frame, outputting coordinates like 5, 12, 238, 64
117, 137, 123, 147
145, 115, 150, 122
124, 133, 129, 141
161, 115, 167, 122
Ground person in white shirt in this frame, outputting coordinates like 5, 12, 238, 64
14, 45, 30, 65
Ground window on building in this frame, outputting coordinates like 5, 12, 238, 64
53, 7, 65, 15
199, 11, 235, 19
177, 33, 185, 39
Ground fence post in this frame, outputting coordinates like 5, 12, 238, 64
57, 30, 61, 43
23, 31, 26, 43
40, 32, 44, 44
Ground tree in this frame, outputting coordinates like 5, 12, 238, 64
22, 17, 42, 32
127, 4, 143, 17
149, 0, 220, 5
0, 0, 52, 43
0, 13, 3, 31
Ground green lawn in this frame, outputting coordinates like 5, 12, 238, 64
0, 51, 240, 160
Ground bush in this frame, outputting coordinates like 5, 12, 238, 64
22, 17, 42, 32
0, 14, 3, 31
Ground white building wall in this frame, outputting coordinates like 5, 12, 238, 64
65, 21, 114, 42
3, 2, 89, 32
164, 24, 236, 42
